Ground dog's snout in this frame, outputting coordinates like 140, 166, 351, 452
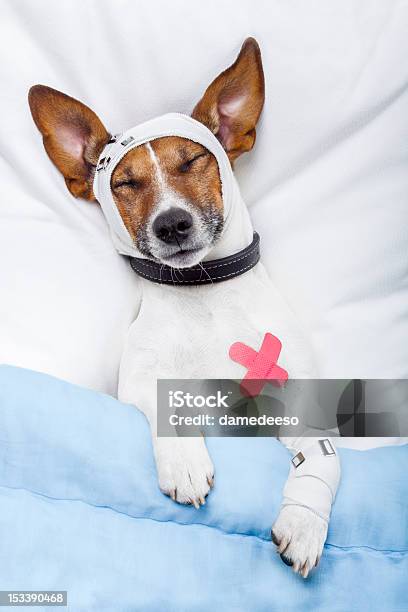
152, 208, 193, 244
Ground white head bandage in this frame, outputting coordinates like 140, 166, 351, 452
93, 113, 252, 260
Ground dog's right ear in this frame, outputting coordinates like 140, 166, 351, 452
192, 38, 265, 163
28, 85, 110, 200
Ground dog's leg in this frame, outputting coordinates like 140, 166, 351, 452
150, 404, 215, 506
272, 435, 340, 578
154, 435, 214, 507
119, 377, 214, 508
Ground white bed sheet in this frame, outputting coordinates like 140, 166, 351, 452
1, 0, 407, 393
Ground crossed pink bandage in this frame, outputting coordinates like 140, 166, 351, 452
229, 332, 288, 397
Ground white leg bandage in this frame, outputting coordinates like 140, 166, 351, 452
280, 437, 340, 522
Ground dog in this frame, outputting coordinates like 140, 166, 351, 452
29, 38, 344, 578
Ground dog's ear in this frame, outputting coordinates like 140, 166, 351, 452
192, 38, 265, 163
28, 85, 110, 200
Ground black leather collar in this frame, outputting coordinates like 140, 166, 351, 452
129, 232, 260, 285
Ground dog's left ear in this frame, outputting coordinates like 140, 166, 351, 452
192, 38, 265, 163
28, 85, 110, 200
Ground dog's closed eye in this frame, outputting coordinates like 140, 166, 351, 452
179, 152, 208, 173
112, 179, 142, 191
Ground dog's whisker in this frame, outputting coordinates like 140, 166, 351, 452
198, 262, 213, 284
173, 266, 183, 282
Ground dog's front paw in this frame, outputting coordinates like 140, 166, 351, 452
271, 506, 328, 578
155, 437, 214, 508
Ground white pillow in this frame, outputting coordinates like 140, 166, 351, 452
1, 0, 407, 393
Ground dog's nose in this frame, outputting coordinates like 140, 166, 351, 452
152, 208, 193, 244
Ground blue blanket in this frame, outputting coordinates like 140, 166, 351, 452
0, 365, 407, 611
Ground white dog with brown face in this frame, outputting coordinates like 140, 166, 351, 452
29, 38, 342, 578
